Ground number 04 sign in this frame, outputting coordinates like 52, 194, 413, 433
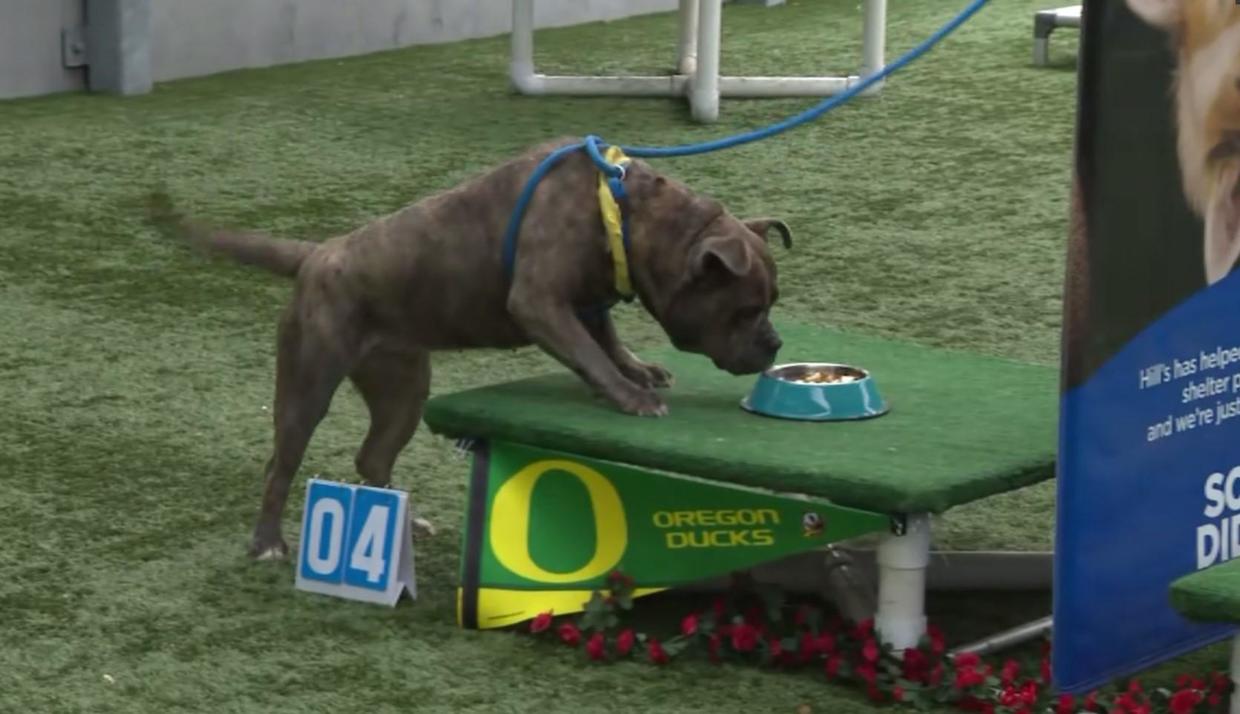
294, 479, 417, 606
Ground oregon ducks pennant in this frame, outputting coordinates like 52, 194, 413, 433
456, 440, 890, 629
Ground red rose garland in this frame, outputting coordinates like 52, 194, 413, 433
523, 571, 1232, 713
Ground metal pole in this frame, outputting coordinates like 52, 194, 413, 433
948, 616, 1053, 659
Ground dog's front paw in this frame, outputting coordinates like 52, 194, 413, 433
249, 537, 290, 561
614, 385, 669, 417
619, 358, 674, 390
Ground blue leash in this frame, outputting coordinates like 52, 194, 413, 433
501, 0, 991, 291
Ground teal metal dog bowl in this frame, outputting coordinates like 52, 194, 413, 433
740, 362, 889, 422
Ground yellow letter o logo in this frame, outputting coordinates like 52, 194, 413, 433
490, 459, 627, 583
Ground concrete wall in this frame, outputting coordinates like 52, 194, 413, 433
0, 0, 678, 99
151, 0, 679, 82
0, 0, 86, 99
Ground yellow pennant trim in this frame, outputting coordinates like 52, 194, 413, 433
597, 145, 633, 298
458, 586, 667, 630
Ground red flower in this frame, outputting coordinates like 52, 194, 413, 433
929, 662, 945, 686
1000, 685, 1022, 708
862, 638, 880, 663
866, 683, 885, 703
681, 613, 699, 637
1041, 656, 1053, 685
1211, 673, 1231, 693
712, 597, 727, 619
1177, 674, 1195, 689
1128, 679, 1144, 695
815, 632, 836, 654
607, 570, 634, 588
1021, 681, 1040, 705
529, 611, 553, 634
1057, 694, 1076, 714
615, 628, 635, 656
798, 632, 817, 662
1001, 659, 1021, 685
1169, 689, 1203, 714
902, 647, 929, 682
647, 638, 669, 665
586, 632, 606, 661
954, 651, 981, 668
1208, 694, 1223, 708
557, 622, 580, 647
954, 665, 986, 690
856, 663, 878, 685
928, 623, 947, 655
1083, 692, 1098, 712
825, 654, 842, 680
853, 619, 875, 640
892, 686, 906, 703
730, 623, 760, 652
768, 638, 784, 660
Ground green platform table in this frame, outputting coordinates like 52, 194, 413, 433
423, 322, 1058, 647
1169, 561, 1240, 714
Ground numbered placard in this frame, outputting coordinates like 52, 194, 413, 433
295, 478, 416, 606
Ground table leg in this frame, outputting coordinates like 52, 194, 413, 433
876, 513, 931, 651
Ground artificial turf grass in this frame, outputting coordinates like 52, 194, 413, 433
1, 0, 1227, 711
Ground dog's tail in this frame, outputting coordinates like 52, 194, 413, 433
145, 190, 316, 278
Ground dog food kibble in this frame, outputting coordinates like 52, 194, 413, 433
794, 370, 859, 385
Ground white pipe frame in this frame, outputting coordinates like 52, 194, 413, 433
509, 0, 888, 123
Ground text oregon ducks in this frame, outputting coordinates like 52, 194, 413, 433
652, 509, 778, 549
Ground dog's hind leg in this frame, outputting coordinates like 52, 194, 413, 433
250, 303, 355, 561
350, 348, 431, 489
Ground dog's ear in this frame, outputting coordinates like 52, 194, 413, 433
1124, 0, 1181, 30
691, 234, 752, 279
744, 218, 793, 249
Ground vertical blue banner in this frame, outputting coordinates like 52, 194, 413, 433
1055, 0, 1240, 693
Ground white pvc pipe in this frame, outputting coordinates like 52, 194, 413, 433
862, 0, 887, 75
532, 75, 687, 96
506, 0, 885, 116
859, 0, 887, 95
510, 0, 542, 94
676, 0, 699, 77
690, 0, 721, 122
875, 514, 932, 652
718, 75, 856, 96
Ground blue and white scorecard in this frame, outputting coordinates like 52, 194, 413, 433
294, 478, 416, 606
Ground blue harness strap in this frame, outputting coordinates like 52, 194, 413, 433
501, 135, 634, 317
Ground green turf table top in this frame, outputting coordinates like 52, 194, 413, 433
1170, 560, 1240, 625
423, 323, 1059, 514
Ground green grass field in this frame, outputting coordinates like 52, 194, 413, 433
0, 0, 1229, 711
